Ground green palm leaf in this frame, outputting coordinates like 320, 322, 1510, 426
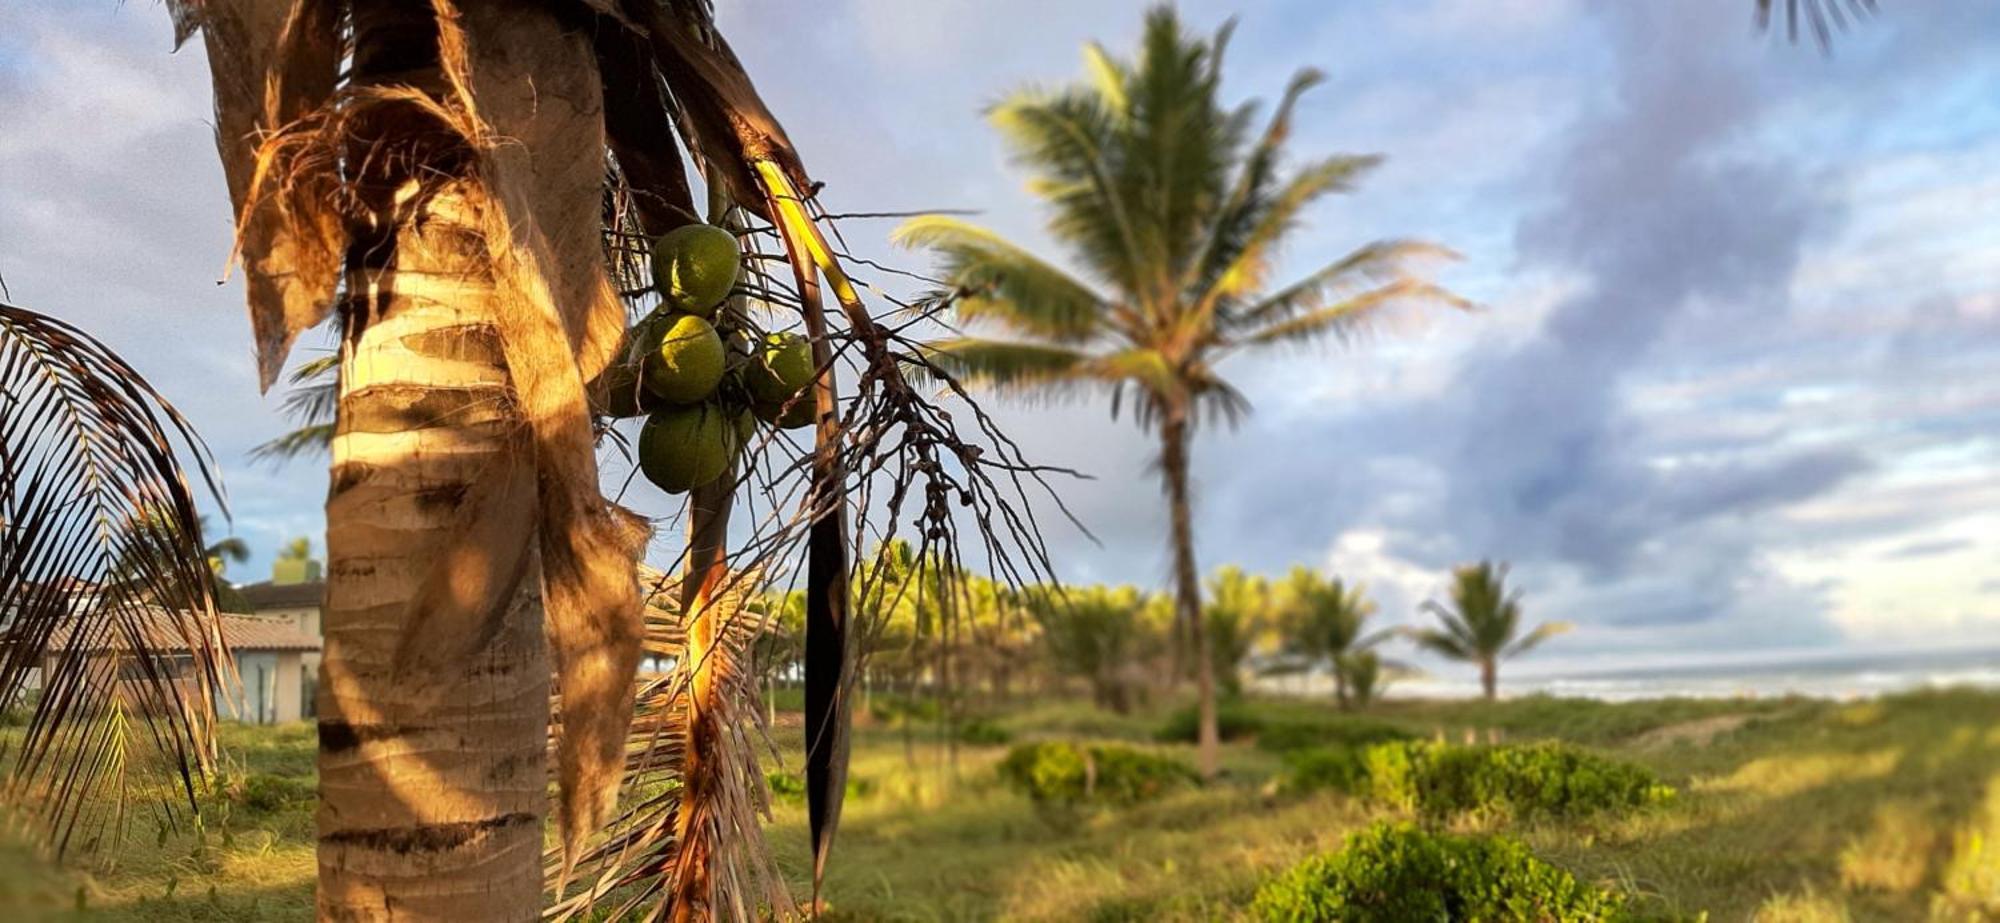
892, 216, 1107, 340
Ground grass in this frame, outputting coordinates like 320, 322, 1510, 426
4, 689, 1998, 920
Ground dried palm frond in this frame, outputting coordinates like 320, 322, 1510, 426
0, 301, 227, 855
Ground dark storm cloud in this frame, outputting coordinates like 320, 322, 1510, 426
1434, 3, 1845, 576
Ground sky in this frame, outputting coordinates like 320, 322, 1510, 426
0, 1, 1995, 669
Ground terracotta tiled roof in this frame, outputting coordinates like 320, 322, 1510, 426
235, 580, 325, 611
44, 610, 319, 654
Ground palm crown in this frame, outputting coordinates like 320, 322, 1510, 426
1412, 561, 1569, 699
896, 6, 1463, 429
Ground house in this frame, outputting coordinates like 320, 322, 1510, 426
40, 608, 321, 725
235, 559, 326, 716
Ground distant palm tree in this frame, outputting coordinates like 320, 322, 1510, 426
1335, 650, 1388, 710
898, 5, 1462, 778
1204, 566, 1271, 697
1411, 561, 1569, 701
275, 536, 311, 564
1278, 567, 1388, 710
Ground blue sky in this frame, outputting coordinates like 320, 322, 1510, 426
0, 1, 1994, 666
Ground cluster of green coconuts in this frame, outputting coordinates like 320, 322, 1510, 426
598, 224, 816, 494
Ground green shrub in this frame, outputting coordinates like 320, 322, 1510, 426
956, 718, 1013, 746
1279, 746, 1369, 794
1255, 716, 1413, 753
1282, 739, 1673, 819
1252, 822, 1629, 922
999, 741, 1196, 806
1359, 739, 1672, 819
224, 772, 315, 815
764, 769, 872, 802
1153, 700, 1262, 743
765, 770, 806, 800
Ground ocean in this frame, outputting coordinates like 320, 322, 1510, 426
1257, 643, 2000, 702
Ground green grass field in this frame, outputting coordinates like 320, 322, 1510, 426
6, 688, 1998, 921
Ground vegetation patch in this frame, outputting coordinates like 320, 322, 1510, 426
1153, 701, 1264, 744
1251, 822, 1630, 922
955, 718, 1013, 746
1286, 739, 1673, 819
1254, 716, 1413, 753
998, 742, 1197, 807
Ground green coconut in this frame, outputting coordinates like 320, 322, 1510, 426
732, 406, 758, 447
651, 224, 741, 315
638, 405, 739, 494
753, 395, 816, 430
744, 332, 815, 404
640, 313, 725, 405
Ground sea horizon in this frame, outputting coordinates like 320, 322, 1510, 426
1257, 640, 2000, 702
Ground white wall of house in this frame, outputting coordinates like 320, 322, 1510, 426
216, 651, 306, 724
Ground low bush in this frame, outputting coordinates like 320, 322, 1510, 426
1255, 716, 1413, 753
765, 769, 806, 800
222, 772, 315, 815
1278, 746, 1368, 794
1285, 739, 1674, 819
1251, 822, 1629, 922
1153, 700, 1263, 743
999, 741, 1196, 806
956, 718, 1013, 746
764, 769, 872, 802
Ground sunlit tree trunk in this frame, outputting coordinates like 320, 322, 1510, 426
318, 188, 549, 920
1480, 657, 1498, 702
315, 5, 546, 918
1160, 412, 1219, 779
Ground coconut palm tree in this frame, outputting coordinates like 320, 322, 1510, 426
1335, 650, 1388, 710
1278, 567, 1388, 710
1411, 561, 1569, 701
897, 6, 1462, 779
1203, 566, 1271, 698
165, 0, 1005, 916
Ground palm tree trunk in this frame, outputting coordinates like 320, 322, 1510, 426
1159, 414, 1218, 780
316, 7, 554, 917
318, 174, 548, 921
1480, 657, 1498, 702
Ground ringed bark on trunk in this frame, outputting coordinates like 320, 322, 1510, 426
319, 183, 549, 920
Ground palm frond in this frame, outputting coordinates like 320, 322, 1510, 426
1237, 278, 1467, 349
892, 216, 1108, 340
1408, 627, 1473, 662
1200, 154, 1383, 308
1757, 0, 1877, 51
922, 338, 1099, 401
1504, 620, 1572, 659
988, 88, 1146, 294
1230, 239, 1463, 331
0, 301, 227, 854
1185, 66, 1325, 301
248, 353, 337, 464
1120, 7, 1246, 290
